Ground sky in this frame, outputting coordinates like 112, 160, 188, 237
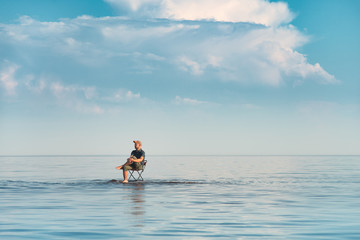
0, 0, 359, 155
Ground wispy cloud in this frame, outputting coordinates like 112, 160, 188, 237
50, 82, 96, 100
48, 82, 145, 114
104, 89, 141, 102
174, 96, 208, 105
177, 56, 204, 75
24, 75, 46, 94
176, 55, 223, 76
0, 61, 19, 95
50, 81, 104, 114
0, 64, 144, 114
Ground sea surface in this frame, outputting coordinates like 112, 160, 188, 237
0, 155, 359, 239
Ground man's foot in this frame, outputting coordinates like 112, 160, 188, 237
122, 180, 128, 183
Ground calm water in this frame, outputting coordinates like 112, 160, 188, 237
0, 155, 359, 239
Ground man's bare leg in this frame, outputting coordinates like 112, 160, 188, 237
116, 158, 132, 170
122, 170, 128, 183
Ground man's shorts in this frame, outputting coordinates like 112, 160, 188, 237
124, 162, 143, 171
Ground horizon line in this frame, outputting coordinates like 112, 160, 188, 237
0, 154, 359, 157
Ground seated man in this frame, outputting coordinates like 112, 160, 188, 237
116, 140, 145, 183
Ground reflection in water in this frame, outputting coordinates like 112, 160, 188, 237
124, 183, 145, 228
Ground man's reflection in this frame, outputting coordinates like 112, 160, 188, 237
125, 183, 145, 227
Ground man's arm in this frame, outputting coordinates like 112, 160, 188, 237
132, 156, 144, 163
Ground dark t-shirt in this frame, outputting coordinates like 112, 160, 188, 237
131, 149, 145, 164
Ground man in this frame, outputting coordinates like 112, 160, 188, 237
116, 140, 145, 183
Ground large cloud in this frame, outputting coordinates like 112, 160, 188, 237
105, 0, 294, 26
0, 15, 336, 87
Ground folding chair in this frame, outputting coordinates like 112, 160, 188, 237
128, 160, 147, 181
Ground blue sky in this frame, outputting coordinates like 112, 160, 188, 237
0, 0, 359, 155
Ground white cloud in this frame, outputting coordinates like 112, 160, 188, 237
115, 89, 141, 101
175, 96, 208, 105
105, 0, 294, 26
177, 56, 204, 75
83, 86, 97, 100
2, 16, 73, 44
50, 82, 73, 97
92, 105, 105, 114
24, 75, 47, 94
172, 24, 336, 86
0, 15, 336, 88
104, 89, 141, 102
0, 61, 19, 95
207, 55, 223, 67
177, 55, 223, 75
49, 81, 104, 114
50, 82, 98, 100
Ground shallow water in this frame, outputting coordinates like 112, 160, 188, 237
1, 155, 360, 239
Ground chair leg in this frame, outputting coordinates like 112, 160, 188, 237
128, 170, 136, 181
127, 169, 145, 181
137, 170, 144, 181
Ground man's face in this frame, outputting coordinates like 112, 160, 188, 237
134, 142, 141, 150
